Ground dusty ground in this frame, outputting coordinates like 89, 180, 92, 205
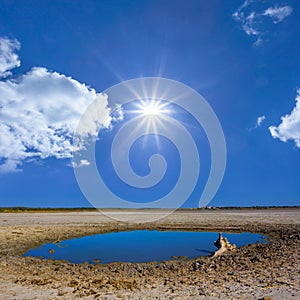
0, 208, 299, 299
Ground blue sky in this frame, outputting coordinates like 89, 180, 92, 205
0, 0, 299, 208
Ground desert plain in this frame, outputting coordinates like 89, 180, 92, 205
0, 208, 299, 299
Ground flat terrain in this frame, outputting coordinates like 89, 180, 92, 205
0, 208, 299, 299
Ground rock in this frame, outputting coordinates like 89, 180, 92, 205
57, 289, 68, 296
212, 232, 236, 257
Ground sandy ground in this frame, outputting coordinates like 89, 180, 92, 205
0, 208, 299, 299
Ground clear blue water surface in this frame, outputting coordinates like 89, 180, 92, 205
23, 230, 265, 264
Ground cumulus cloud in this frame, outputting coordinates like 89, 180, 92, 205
233, 1, 293, 45
256, 115, 266, 128
269, 89, 300, 147
0, 37, 120, 173
72, 159, 90, 168
0, 37, 20, 78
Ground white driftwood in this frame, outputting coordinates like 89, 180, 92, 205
212, 232, 236, 257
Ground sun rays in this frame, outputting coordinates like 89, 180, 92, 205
124, 99, 173, 148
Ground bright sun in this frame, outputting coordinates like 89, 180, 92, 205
136, 100, 169, 118
141, 102, 163, 116
128, 99, 171, 136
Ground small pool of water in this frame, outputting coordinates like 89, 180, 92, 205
23, 230, 266, 264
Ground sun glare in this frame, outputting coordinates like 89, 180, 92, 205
134, 100, 169, 118
141, 102, 163, 116
127, 99, 172, 141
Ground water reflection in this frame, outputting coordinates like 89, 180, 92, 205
23, 230, 266, 264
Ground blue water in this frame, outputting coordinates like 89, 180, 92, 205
23, 230, 265, 264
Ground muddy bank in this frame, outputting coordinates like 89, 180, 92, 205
0, 209, 299, 299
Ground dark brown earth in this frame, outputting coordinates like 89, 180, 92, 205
0, 208, 299, 299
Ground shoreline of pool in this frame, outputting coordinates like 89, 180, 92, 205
0, 208, 299, 299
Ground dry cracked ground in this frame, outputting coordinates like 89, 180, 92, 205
0, 208, 299, 299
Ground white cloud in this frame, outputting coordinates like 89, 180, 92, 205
269, 89, 300, 147
0, 37, 20, 78
232, 1, 261, 44
248, 115, 266, 132
0, 37, 121, 173
256, 115, 266, 128
263, 6, 293, 23
233, 1, 293, 45
72, 159, 90, 168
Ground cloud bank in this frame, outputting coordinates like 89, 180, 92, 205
269, 90, 300, 148
233, 1, 293, 45
0, 37, 116, 173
